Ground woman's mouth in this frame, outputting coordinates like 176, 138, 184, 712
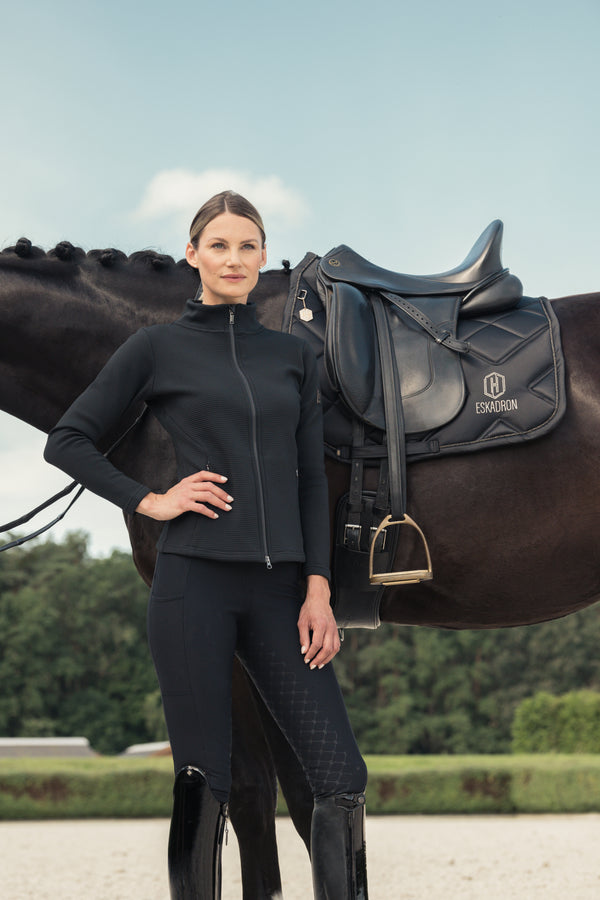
222, 275, 245, 281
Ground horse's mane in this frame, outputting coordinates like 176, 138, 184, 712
0, 237, 192, 274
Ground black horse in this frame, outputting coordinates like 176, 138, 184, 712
1, 235, 599, 897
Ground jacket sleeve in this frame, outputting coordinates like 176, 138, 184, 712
44, 329, 155, 514
296, 341, 331, 580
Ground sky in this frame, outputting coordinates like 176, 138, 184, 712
1, 0, 599, 556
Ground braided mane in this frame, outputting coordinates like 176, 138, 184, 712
0, 238, 191, 273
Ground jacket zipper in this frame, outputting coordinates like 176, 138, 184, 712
228, 306, 272, 569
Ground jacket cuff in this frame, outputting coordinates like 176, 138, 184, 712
124, 485, 153, 516
302, 564, 331, 581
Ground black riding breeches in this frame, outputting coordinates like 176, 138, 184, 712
147, 554, 367, 804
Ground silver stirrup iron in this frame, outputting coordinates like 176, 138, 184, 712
368, 514, 433, 585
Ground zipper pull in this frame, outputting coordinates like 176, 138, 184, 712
265, 555, 273, 570
224, 817, 229, 846
229, 307, 235, 325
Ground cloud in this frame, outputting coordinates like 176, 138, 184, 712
132, 168, 309, 233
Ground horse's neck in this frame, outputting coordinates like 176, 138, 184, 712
0, 263, 188, 431
0, 256, 290, 433
250, 269, 290, 330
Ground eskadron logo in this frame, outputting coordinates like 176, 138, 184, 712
475, 372, 518, 415
484, 372, 505, 400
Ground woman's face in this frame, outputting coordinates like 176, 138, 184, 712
185, 212, 266, 306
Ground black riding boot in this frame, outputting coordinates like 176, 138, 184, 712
310, 792, 368, 899
168, 765, 228, 900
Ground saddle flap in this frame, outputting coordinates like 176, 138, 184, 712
388, 299, 466, 432
324, 282, 466, 433
325, 282, 381, 424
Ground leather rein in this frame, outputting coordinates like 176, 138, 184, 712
0, 408, 148, 553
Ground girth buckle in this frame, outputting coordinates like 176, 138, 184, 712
368, 514, 433, 585
343, 523, 361, 550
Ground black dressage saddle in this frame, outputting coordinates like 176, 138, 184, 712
284, 221, 566, 627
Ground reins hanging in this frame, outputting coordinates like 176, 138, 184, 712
0, 407, 149, 552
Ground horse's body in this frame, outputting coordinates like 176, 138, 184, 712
1, 237, 599, 896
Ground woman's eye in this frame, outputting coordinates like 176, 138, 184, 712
243, 243, 257, 250
211, 242, 225, 249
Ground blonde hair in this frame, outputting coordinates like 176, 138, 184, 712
189, 191, 266, 248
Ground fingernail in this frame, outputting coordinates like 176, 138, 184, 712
225, 504, 232, 511
318, 664, 324, 669
310, 663, 316, 670
221, 476, 228, 482
213, 513, 219, 519
226, 495, 233, 502
305, 658, 310, 664
301, 645, 307, 654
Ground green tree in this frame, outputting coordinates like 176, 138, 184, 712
0, 532, 165, 754
335, 602, 600, 754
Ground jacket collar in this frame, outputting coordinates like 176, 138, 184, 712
176, 298, 264, 334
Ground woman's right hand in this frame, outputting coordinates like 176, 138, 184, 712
135, 471, 233, 521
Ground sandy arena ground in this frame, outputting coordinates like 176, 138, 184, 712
1, 814, 599, 899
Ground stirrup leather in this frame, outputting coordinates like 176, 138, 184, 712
368, 514, 433, 585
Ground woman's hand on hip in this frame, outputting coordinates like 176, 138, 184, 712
298, 575, 340, 669
135, 471, 233, 521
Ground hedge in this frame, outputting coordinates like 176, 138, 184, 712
2, 755, 600, 819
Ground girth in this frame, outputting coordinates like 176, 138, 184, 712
284, 221, 566, 628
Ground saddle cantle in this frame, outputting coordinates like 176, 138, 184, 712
284, 221, 566, 628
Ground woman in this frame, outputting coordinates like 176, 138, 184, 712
44, 191, 369, 899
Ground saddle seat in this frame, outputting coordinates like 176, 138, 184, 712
320, 220, 523, 316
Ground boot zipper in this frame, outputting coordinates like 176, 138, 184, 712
228, 306, 272, 569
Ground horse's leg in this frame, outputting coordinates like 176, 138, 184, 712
230, 659, 283, 900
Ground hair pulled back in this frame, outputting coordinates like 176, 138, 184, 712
189, 191, 266, 248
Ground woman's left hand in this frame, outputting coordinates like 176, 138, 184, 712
297, 575, 340, 669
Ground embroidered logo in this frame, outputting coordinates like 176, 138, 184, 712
476, 371, 518, 415
483, 372, 506, 400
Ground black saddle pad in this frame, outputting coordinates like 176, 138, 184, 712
411, 296, 565, 458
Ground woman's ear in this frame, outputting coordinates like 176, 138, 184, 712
185, 242, 199, 268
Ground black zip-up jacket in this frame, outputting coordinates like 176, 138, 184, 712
44, 300, 331, 578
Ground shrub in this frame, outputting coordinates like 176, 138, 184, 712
511, 690, 600, 752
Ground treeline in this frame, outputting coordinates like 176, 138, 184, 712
334, 613, 600, 753
0, 533, 166, 755
1, 533, 599, 755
